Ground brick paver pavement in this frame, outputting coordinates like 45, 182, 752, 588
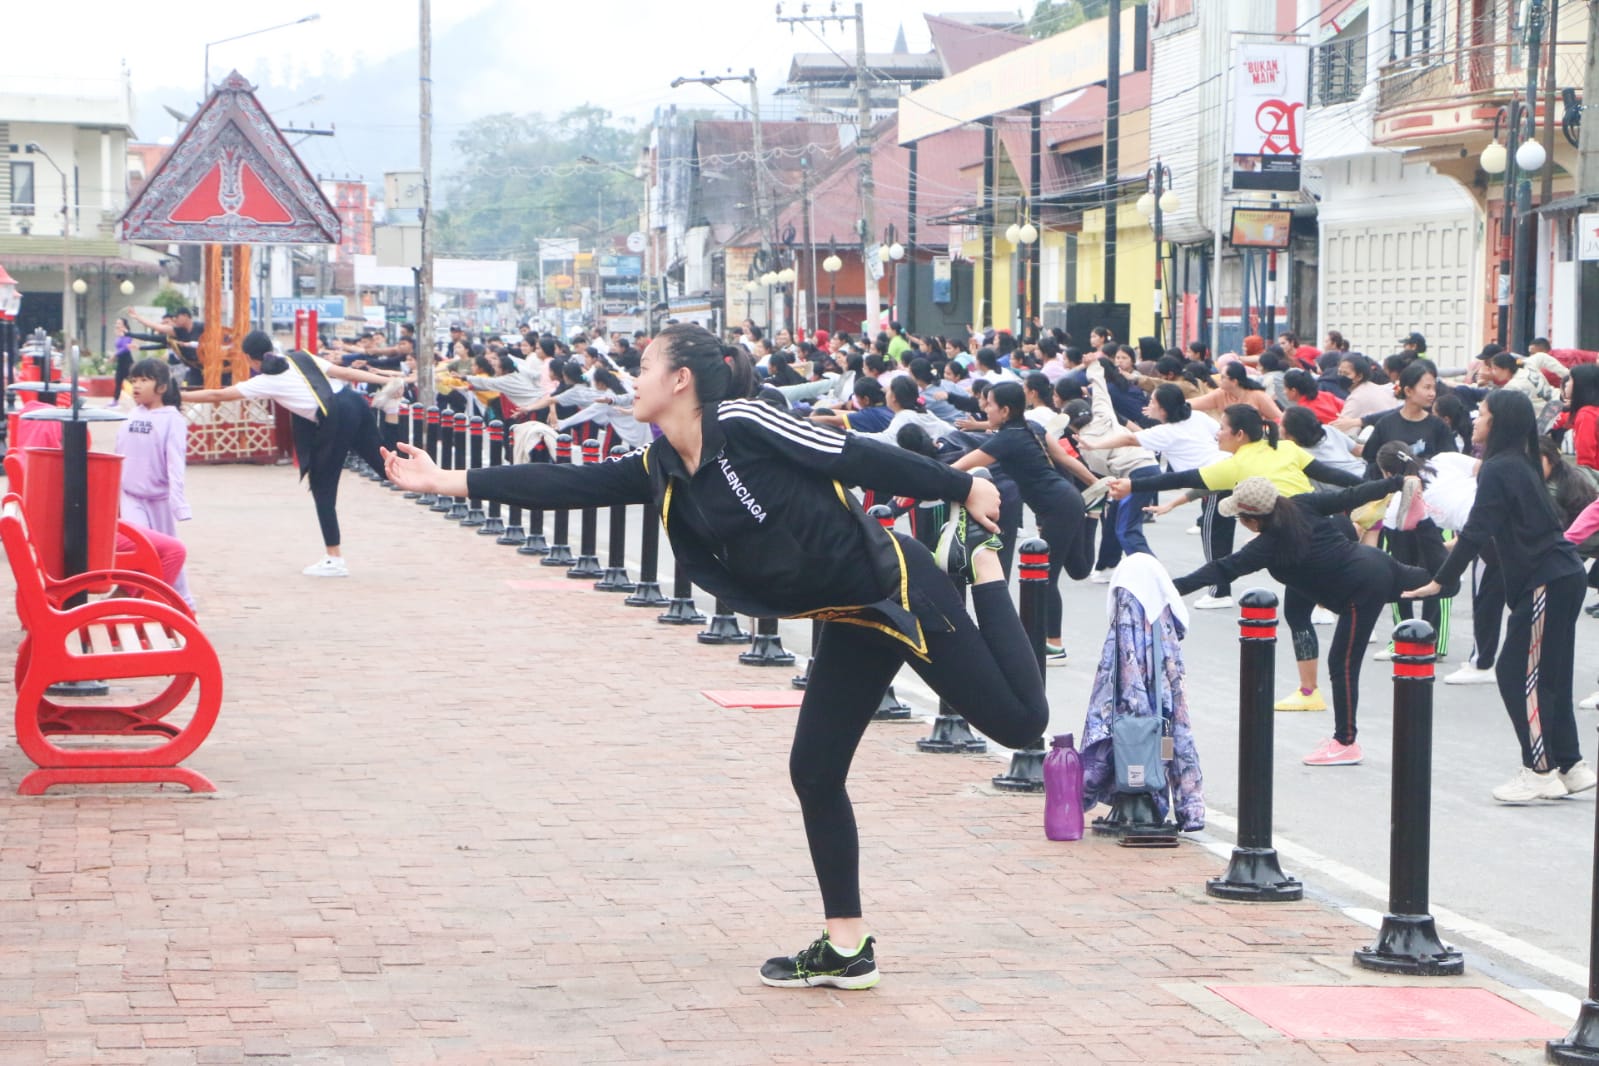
0, 461, 1565, 1064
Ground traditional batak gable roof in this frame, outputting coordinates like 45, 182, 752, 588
120, 71, 339, 245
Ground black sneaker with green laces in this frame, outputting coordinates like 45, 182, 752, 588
934, 501, 1003, 585
759, 932, 880, 990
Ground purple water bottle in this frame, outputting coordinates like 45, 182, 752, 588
1044, 733, 1084, 841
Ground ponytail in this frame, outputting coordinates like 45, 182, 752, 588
1224, 402, 1276, 448
659, 323, 755, 405
1152, 383, 1190, 423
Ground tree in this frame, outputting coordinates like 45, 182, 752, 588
1027, 0, 1111, 38
437, 106, 645, 267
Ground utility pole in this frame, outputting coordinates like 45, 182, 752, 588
777, 1, 877, 333
1512, 0, 1546, 354
417, 0, 435, 405
1583, 1, 1599, 197
669, 69, 770, 293
1103, 0, 1121, 309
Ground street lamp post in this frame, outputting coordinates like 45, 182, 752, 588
1483, 103, 1545, 352
1135, 160, 1179, 349
0, 264, 19, 424
19, 144, 72, 355
204, 14, 321, 97
877, 226, 905, 328
821, 249, 842, 334
1004, 212, 1038, 339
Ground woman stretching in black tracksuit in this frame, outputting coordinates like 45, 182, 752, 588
1172, 474, 1423, 767
384, 324, 1048, 991
951, 380, 1093, 658
1406, 390, 1595, 804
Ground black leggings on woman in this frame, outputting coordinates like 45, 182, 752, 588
1199, 492, 1236, 597
1499, 571, 1585, 773
790, 534, 1050, 918
304, 393, 387, 548
1328, 598, 1387, 744
1037, 491, 1091, 638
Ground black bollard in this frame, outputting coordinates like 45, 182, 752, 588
793, 618, 821, 689
1207, 590, 1303, 898
658, 560, 706, 625
912, 504, 986, 754
389, 403, 411, 490
445, 414, 471, 520
739, 615, 795, 666
515, 442, 549, 553
1355, 620, 1463, 975
697, 597, 750, 644
1549, 731, 1599, 1061
417, 406, 442, 506
430, 412, 457, 513
541, 435, 576, 566
994, 538, 1050, 792
594, 444, 637, 591
566, 437, 605, 578
462, 415, 487, 526
872, 686, 914, 721
402, 403, 426, 499
916, 578, 988, 755
624, 496, 670, 607
479, 420, 507, 535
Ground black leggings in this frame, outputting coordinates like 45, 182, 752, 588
1037, 493, 1090, 639
1385, 522, 1453, 655
306, 396, 386, 549
1328, 598, 1387, 744
1199, 492, 1236, 597
1498, 571, 1585, 773
112, 351, 134, 401
1470, 545, 1507, 670
790, 535, 1050, 918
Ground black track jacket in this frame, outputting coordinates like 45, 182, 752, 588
469, 399, 975, 653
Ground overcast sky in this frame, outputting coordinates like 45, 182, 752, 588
9, 1, 1026, 146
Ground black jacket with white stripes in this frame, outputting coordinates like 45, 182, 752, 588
469, 399, 975, 649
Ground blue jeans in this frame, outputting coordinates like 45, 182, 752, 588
1113, 464, 1162, 557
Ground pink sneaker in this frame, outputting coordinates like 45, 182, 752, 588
1303, 738, 1363, 766
1395, 476, 1426, 532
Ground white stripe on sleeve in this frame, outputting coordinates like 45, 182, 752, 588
719, 399, 847, 455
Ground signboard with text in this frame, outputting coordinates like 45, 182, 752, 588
1230, 42, 1308, 193
250, 296, 346, 323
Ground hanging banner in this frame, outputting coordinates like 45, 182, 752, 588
1230, 42, 1308, 193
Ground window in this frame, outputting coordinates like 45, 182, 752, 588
9, 160, 33, 215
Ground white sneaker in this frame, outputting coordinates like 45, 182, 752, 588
1444, 663, 1497, 686
1561, 761, 1598, 795
1192, 594, 1234, 610
1492, 766, 1568, 803
302, 556, 349, 578
1089, 568, 1113, 585
1373, 645, 1394, 661
1312, 607, 1337, 626
1580, 691, 1599, 710
1185, 524, 1201, 536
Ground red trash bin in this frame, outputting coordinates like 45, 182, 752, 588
21, 447, 123, 582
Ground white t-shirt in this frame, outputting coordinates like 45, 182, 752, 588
1135, 410, 1222, 471
234, 356, 346, 420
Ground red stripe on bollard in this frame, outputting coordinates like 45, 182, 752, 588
1395, 641, 1435, 659
1241, 605, 1278, 621
1393, 661, 1435, 679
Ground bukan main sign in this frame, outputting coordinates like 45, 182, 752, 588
121, 71, 339, 246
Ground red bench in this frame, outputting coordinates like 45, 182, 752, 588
0, 497, 222, 794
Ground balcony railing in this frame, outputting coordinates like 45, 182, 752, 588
1312, 37, 1366, 107
1378, 39, 1587, 116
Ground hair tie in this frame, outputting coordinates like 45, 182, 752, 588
724, 354, 734, 365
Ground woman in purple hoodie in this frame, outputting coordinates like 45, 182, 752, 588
115, 358, 193, 607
